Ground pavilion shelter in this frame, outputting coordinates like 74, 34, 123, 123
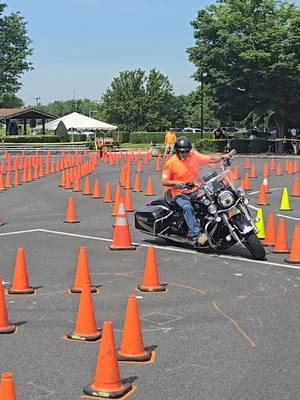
0, 108, 56, 135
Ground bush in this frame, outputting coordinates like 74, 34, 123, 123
194, 139, 227, 152
0, 135, 62, 143
112, 131, 130, 143
55, 121, 69, 142
129, 131, 211, 144
194, 138, 272, 154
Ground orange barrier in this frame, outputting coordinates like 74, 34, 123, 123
8, 248, 35, 295
109, 198, 136, 250
137, 246, 166, 292
286, 225, 300, 264
118, 295, 152, 362
70, 247, 97, 293
83, 321, 133, 398
64, 196, 80, 223
0, 277, 16, 334
67, 281, 101, 341
272, 218, 289, 254
0, 372, 16, 400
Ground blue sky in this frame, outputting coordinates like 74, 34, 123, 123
6, 0, 300, 106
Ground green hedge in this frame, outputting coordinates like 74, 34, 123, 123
194, 139, 275, 153
112, 131, 130, 143
0, 135, 62, 143
129, 131, 211, 144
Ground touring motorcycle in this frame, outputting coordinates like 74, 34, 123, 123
135, 149, 266, 260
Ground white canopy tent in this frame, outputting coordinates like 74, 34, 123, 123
41, 112, 117, 131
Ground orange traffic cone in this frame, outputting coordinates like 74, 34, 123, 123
285, 225, 300, 264
103, 182, 113, 203
112, 184, 122, 217
293, 160, 298, 174
250, 164, 257, 178
92, 178, 102, 199
245, 158, 251, 169
244, 173, 252, 191
137, 246, 166, 292
59, 170, 65, 187
0, 372, 16, 400
272, 218, 289, 254
118, 295, 152, 362
137, 161, 143, 173
291, 177, 300, 197
0, 277, 16, 334
109, 198, 136, 250
276, 162, 283, 176
64, 169, 72, 189
125, 188, 134, 212
83, 321, 133, 398
263, 163, 269, 178
0, 174, 5, 191
13, 170, 20, 186
4, 172, 12, 188
262, 177, 271, 194
256, 184, 269, 206
72, 176, 81, 192
70, 247, 97, 293
263, 213, 276, 246
132, 173, 142, 192
8, 248, 35, 295
83, 176, 92, 195
270, 159, 276, 171
67, 281, 101, 341
64, 196, 80, 223
145, 176, 156, 196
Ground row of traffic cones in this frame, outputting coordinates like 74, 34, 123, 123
256, 209, 300, 263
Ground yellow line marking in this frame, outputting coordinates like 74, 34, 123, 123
212, 302, 256, 348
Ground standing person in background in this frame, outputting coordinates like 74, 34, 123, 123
164, 128, 177, 158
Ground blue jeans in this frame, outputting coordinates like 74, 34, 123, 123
175, 194, 201, 240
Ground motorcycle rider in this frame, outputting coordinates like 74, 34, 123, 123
161, 136, 230, 246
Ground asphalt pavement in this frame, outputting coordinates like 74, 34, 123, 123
0, 152, 299, 400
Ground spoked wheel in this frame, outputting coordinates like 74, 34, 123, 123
244, 232, 266, 260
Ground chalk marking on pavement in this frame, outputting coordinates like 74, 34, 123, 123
27, 229, 300, 271
212, 302, 256, 348
0, 228, 40, 237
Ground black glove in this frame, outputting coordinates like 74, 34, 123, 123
185, 182, 195, 189
175, 183, 186, 190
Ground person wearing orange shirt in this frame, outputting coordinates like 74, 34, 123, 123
163, 129, 177, 158
161, 136, 230, 246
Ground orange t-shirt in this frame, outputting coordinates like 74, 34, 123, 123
162, 150, 212, 198
165, 132, 177, 145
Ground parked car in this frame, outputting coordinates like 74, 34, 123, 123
183, 127, 202, 133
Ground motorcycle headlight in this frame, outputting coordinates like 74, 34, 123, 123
217, 190, 235, 208
208, 204, 217, 214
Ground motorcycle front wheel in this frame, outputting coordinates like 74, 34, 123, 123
244, 232, 266, 260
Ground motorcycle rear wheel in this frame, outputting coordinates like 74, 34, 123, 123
244, 232, 266, 260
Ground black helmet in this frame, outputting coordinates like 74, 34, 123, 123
174, 136, 192, 153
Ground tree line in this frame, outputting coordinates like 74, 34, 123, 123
1, 0, 299, 136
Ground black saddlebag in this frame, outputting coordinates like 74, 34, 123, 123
135, 205, 171, 234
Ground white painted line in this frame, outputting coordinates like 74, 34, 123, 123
216, 254, 300, 271
276, 214, 300, 221
248, 205, 259, 211
0, 229, 40, 237
37, 229, 300, 271
37, 229, 112, 242
249, 188, 283, 195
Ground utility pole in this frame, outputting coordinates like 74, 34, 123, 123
200, 71, 204, 139
34, 97, 40, 108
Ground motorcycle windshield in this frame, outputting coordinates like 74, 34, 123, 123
200, 169, 233, 194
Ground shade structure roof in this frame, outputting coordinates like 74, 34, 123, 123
44, 112, 117, 131
0, 108, 56, 120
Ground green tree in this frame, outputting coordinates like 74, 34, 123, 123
144, 69, 174, 131
185, 87, 220, 128
0, 93, 23, 107
101, 69, 147, 131
187, 0, 300, 137
0, 2, 32, 95
101, 69, 175, 131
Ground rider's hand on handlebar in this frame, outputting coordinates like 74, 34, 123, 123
175, 183, 186, 190
185, 182, 196, 189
